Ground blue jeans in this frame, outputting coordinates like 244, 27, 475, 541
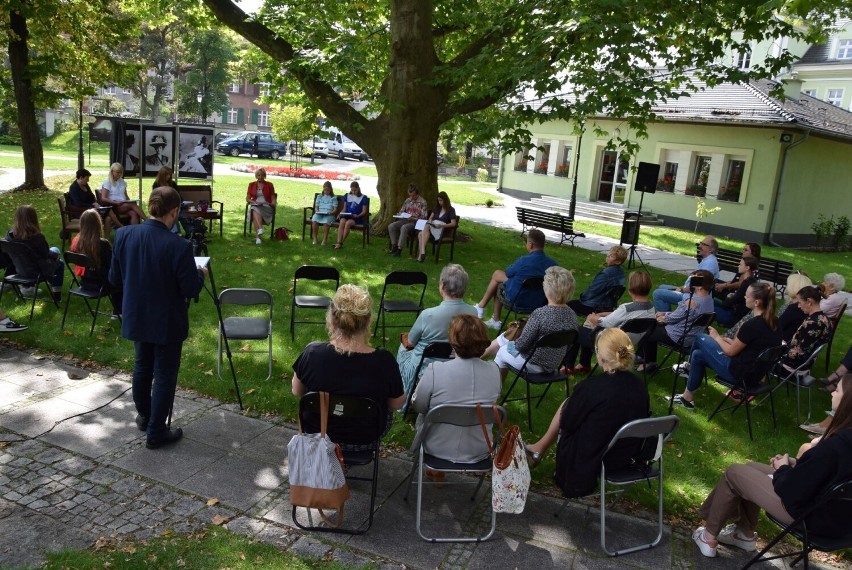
686, 334, 733, 394
133, 341, 183, 440
713, 302, 738, 328
653, 285, 684, 312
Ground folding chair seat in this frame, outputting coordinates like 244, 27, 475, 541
743, 476, 852, 570
57, 196, 80, 253
554, 415, 679, 556
61, 251, 117, 335
373, 271, 427, 346
500, 329, 578, 431
290, 265, 339, 340
762, 343, 827, 425
0, 239, 61, 321
292, 392, 384, 535
402, 341, 454, 418
823, 302, 846, 372
498, 276, 545, 332
218, 289, 272, 398
708, 344, 786, 440
403, 404, 507, 543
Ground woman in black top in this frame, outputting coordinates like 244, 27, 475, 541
6, 205, 64, 302
67, 168, 122, 231
70, 210, 123, 316
524, 328, 650, 498
713, 256, 758, 327
692, 374, 852, 557
415, 191, 457, 262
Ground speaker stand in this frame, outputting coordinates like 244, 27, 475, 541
626, 191, 647, 271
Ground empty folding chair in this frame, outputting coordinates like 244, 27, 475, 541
218, 288, 273, 389
61, 251, 117, 335
373, 271, 427, 346
290, 265, 339, 340
763, 343, 827, 425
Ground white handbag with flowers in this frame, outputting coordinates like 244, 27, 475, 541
477, 404, 531, 514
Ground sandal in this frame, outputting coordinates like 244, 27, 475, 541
333, 243, 343, 249
818, 373, 841, 392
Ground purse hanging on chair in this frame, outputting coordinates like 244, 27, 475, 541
477, 403, 531, 514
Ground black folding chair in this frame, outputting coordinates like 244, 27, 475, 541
500, 329, 578, 431
743, 476, 852, 570
708, 344, 786, 440
402, 341, 454, 418
218, 288, 273, 386
403, 404, 506, 543
554, 415, 680, 556
762, 343, 827, 425
290, 265, 339, 340
373, 271, 427, 346
498, 276, 545, 333
292, 392, 384, 535
594, 285, 626, 313
823, 302, 846, 372
0, 239, 61, 320
61, 251, 117, 335
585, 318, 657, 380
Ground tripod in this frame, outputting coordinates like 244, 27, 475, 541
622, 194, 647, 271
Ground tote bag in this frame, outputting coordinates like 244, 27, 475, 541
478, 404, 531, 514
288, 392, 350, 526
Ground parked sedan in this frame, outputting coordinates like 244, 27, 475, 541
216, 132, 287, 159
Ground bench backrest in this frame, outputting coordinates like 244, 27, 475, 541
516, 206, 574, 231
697, 244, 794, 291
178, 185, 213, 204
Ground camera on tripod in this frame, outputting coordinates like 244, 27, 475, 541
178, 204, 208, 256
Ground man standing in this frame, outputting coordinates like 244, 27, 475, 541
110, 187, 208, 449
652, 235, 720, 312
475, 229, 557, 329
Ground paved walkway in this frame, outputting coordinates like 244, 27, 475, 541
0, 161, 846, 568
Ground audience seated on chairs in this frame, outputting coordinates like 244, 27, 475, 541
387, 183, 428, 257
819, 272, 846, 320
67, 168, 123, 231
246, 168, 277, 245
70, 210, 123, 317
691, 374, 852, 558
652, 235, 720, 312
713, 242, 761, 300
778, 286, 832, 374
291, 284, 405, 446
568, 245, 627, 317
778, 271, 813, 343
397, 264, 476, 394
334, 181, 369, 249
482, 266, 578, 381
637, 269, 715, 373
667, 282, 781, 410
310, 181, 340, 245
0, 310, 26, 333
414, 191, 457, 263
5, 205, 64, 302
475, 228, 556, 330
802, 345, 852, 435
410, 314, 500, 476
566, 271, 655, 374
713, 256, 758, 327
100, 163, 146, 224
524, 328, 650, 497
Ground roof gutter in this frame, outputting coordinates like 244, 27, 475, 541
768, 129, 810, 247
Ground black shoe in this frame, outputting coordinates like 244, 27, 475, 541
146, 427, 183, 449
390, 248, 401, 257
135, 414, 149, 432
417, 253, 426, 262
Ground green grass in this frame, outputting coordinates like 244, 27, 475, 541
2, 141, 851, 555
43, 525, 369, 569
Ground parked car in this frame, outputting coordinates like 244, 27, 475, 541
215, 131, 287, 159
322, 127, 366, 161
289, 139, 328, 158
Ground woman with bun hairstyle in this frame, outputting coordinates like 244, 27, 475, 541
523, 328, 650, 498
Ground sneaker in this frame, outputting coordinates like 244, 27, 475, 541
672, 362, 690, 378
799, 422, 826, 435
717, 524, 756, 552
19, 286, 37, 299
665, 394, 695, 410
483, 318, 502, 330
0, 317, 27, 333
475, 305, 485, 319
255, 238, 262, 245
693, 527, 718, 558
256, 228, 264, 236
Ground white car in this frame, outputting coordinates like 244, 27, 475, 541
289, 140, 328, 158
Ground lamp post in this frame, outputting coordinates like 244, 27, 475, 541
77, 100, 84, 171
197, 91, 206, 124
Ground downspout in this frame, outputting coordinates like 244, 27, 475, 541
768, 130, 809, 247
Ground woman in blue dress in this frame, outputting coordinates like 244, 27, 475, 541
334, 181, 369, 249
310, 181, 339, 245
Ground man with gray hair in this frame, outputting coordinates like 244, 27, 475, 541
396, 264, 477, 394
653, 235, 720, 312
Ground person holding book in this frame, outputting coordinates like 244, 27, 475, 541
414, 191, 456, 262
310, 181, 340, 245
387, 183, 428, 257
100, 163, 146, 225
334, 181, 369, 249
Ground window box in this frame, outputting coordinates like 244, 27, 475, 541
686, 183, 706, 197
534, 162, 548, 175
514, 159, 528, 172
656, 177, 675, 193
555, 164, 570, 177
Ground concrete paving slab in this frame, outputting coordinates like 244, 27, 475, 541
182, 408, 273, 452
0, 378, 38, 407
111, 438, 225, 486
236, 424, 297, 463
0, 350, 52, 379
54, 377, 130, 407
40, 405, 143, 458
496, 492, 587, 549
464, 535, 578, 569
1, 398, 90, 437
177, 453, 286, 511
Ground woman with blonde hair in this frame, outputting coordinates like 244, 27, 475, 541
291, 284, 405, 445
70, 210, 122, 315
778, 271, 813, 343
246, 168, 277, 245
100, 163, 146, 224
524, 328, 650, 498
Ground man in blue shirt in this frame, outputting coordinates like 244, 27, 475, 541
653, 235, 720, 312
568, 245, 627, 316
475, 229, 557, 329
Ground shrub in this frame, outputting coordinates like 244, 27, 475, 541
811, 214, 849, 250
475, 168, 489, 183
0, 134, 21, 146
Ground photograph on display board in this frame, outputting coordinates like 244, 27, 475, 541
142, 126, 175, 176
124, 124, 141, 176
177, 127, 215, 179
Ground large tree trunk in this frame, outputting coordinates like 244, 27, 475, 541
8, 6, 45, 190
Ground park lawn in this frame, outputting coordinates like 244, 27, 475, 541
43, 525, 364, 570
1, 141, 850, 552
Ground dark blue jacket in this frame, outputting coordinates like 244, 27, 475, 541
109, 219, 204, 344
504, 250, 557, 310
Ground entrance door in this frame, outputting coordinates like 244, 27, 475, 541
595, 150, 629, 204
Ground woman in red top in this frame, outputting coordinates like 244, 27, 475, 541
245, 168, 277, 244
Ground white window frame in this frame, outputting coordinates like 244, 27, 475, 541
257, 110, 270, 127
736, 49, 751, 70
227, 108, 239, 124
259, 82, 271, 97
229, 83, 240, 93
838, 39, 852, 59
802, 89, 817, 97
103, 86, 116, 96
828, 88, 844, 107
534, 141, 551, 175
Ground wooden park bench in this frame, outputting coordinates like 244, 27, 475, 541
178, 184, 224, 236
699, 245, 795, 295
516, 206, 585, 246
